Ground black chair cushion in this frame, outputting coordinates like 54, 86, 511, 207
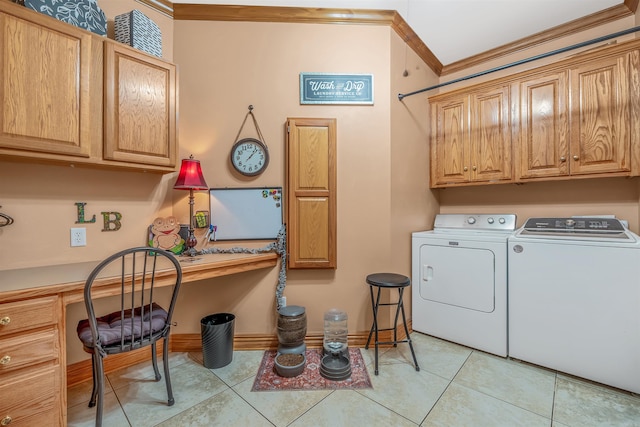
77, 303, 168, 348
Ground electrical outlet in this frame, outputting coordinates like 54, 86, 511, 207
70, 227, 87, 247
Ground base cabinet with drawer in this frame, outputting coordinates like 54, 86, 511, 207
0, 296, 64, 426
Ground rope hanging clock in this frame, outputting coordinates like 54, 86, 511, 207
230, 105, 270, 176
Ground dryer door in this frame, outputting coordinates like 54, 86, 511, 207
418, 244, 495, 313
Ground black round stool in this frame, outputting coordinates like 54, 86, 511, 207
365, 273, 419, 375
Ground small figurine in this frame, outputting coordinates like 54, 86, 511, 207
149, 216, 184, 254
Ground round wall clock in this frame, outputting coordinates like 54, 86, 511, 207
230, 138, 270, 176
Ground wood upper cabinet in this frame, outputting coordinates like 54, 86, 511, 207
286, 118, 337, 269
568, 53, 631, 175
0, 6, 93, 158
515, 50, 633, 180
514, 70, 569, 178
104, 42, 177, 168
431, 96, 468, 185
0, 1, 178, 172
431, 84, 511, 187
433, 40, 640, 187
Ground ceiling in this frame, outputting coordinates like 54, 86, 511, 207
170, 0, 625, 65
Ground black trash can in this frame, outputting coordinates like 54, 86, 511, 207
201, 313, 235, 368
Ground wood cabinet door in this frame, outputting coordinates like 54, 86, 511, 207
430, 97, 469, 186
103, 42, 177, 168
516, 71, 569, 178
286, 118, 337, 269
569, 53, 630, 175
0, 9, 92, 157
469, 85, 512, 182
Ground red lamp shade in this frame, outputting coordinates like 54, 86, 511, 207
174, 156, 208, 190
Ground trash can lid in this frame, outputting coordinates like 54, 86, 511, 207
278, 305, 305, 317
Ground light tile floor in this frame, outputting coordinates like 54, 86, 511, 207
67, 332, 640, 426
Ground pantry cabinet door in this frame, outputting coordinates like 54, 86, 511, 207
286, 118, 337, 269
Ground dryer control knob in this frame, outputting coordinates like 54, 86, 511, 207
498, 218, 506, 224
467, 217, 476, 224
487, 218, 494, 224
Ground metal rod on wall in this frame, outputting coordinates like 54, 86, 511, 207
398, 25, 640, 101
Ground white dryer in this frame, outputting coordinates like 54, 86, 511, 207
412, 214, 516, 357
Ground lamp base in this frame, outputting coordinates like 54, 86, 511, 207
183, 228, 198, 256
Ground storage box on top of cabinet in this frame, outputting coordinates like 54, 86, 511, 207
114, 9, 162, 58
22, 0, 107, 36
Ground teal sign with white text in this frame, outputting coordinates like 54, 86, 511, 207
300, 73, 374, 105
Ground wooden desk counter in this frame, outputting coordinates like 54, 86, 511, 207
0, 252, 279, 304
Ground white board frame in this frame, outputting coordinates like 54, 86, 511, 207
209, 187, 283, 240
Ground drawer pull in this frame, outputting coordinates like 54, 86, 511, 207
0, 355, 10, 365
1, 416, 11, 426
0, 317, 9, 326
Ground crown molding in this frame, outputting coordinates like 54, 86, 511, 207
131, 1, 637, 77
441, 2, 637, 76
135, 0, 174, 17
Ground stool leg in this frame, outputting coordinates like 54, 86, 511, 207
365, 287, 375, 350
367, 285, 381, 375
399, 288, 420, 372
392, 288, 403, 347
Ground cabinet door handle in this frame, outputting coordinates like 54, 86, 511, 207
463, 166, 468, 171
1, 416, 11, 426
560, 156, 566, 162
0, 317, 9, 326
573, 155, 579, 161
472, 165, 477, 171
0, 355, 10, 365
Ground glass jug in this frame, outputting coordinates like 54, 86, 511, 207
323, 309, 348, 357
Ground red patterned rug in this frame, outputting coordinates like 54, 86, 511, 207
251, 348, 373, 391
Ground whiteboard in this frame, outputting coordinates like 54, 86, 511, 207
209, 187, 283, 240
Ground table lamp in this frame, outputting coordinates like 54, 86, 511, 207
173, 155, 208, 256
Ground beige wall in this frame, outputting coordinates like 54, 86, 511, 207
169, 19, 438, 356
389, 32, 440, 321
34, 17, 434, 363
439, 178, 640, 231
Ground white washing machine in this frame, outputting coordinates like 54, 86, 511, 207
508, 217, 640, 394
412, 213, 517, 357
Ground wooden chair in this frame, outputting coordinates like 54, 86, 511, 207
76, 247, 182, 427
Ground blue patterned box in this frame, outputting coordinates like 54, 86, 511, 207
114, 10, 162, 58
23, 0, 107, 36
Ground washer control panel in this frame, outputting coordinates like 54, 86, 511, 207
522, 217, 626, 234
434, 214, 517, 231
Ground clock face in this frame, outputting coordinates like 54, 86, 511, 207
230, 138, 269, 176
